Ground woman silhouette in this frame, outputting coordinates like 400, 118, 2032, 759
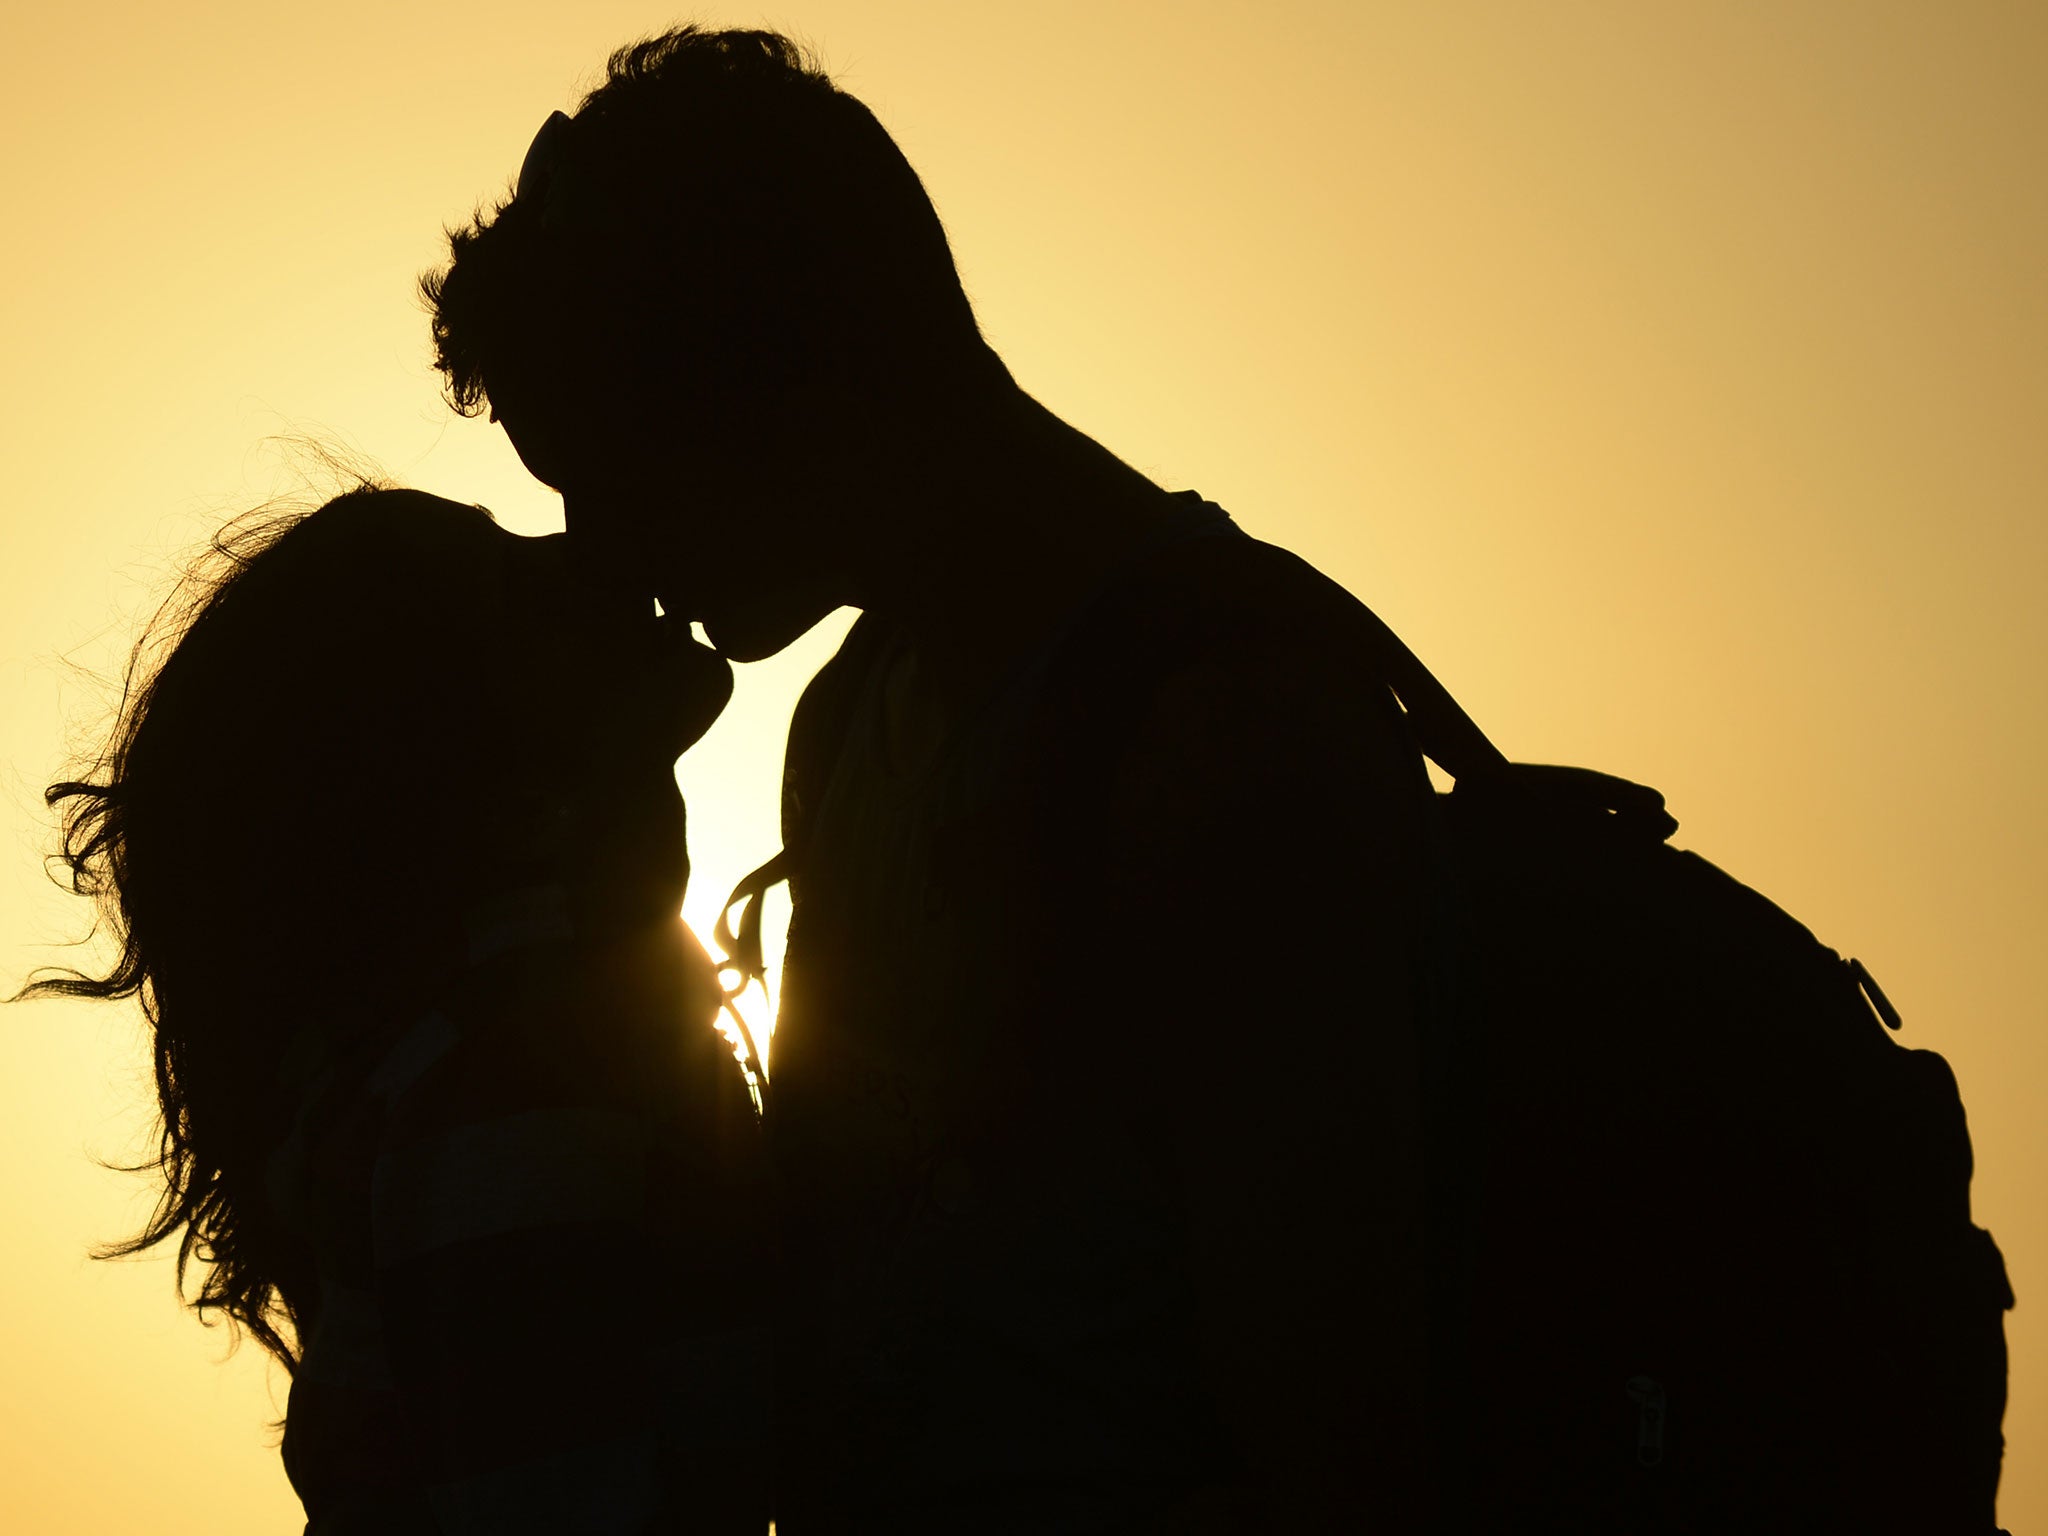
24, 486, 769, 1533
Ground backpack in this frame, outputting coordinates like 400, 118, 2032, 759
1358, 601, 2015, 1533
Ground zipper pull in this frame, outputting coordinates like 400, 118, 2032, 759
1848, 956, 1904, 1031
1626, 1375, 1668, 1467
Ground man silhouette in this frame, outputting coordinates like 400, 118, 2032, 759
427, 27, 1435, 1531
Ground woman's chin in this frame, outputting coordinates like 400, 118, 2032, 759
624, 880, 689, 930
569, 869, 686, 937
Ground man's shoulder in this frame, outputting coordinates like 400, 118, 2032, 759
1058, 511, 1379, 710
791, 508, 1367, 716
1035, 512, 1428, 845
779, 512, 1405, 839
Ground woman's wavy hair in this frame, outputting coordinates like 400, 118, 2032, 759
19, 485, 510, 1369
421, 25, 1002, 426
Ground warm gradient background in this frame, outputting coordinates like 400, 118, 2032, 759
3, 3, 2041, 1530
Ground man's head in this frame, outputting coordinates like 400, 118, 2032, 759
423, 27, 1011, 657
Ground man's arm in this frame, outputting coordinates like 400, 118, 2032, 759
1103, 654, 1435, 1528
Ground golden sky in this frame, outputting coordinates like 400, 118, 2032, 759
2, 3, 2041, 1529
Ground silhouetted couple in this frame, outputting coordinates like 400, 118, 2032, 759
40, 28, 1434, 1534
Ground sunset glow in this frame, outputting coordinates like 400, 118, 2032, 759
2, 4, 2040, 1530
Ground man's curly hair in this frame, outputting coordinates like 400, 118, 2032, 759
422, 26, 995, 423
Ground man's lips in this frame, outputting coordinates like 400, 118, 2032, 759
654, 583, 700, 624
660, 590, 728, 655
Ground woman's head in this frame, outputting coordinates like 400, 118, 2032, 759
27, 483, 730, 1362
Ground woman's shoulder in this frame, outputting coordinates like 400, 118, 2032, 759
269, 916, 744, 1197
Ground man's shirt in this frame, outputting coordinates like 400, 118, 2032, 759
768, 496, 1436, 1531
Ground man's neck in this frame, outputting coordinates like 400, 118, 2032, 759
859, 392, 1180, 719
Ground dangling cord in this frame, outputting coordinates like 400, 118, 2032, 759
713, 850, 790, 1108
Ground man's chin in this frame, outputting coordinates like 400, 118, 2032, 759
700, 607, 831, 664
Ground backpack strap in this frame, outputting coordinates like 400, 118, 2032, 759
1346, 598, 1512, 785
1350, 596, 1685, 839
